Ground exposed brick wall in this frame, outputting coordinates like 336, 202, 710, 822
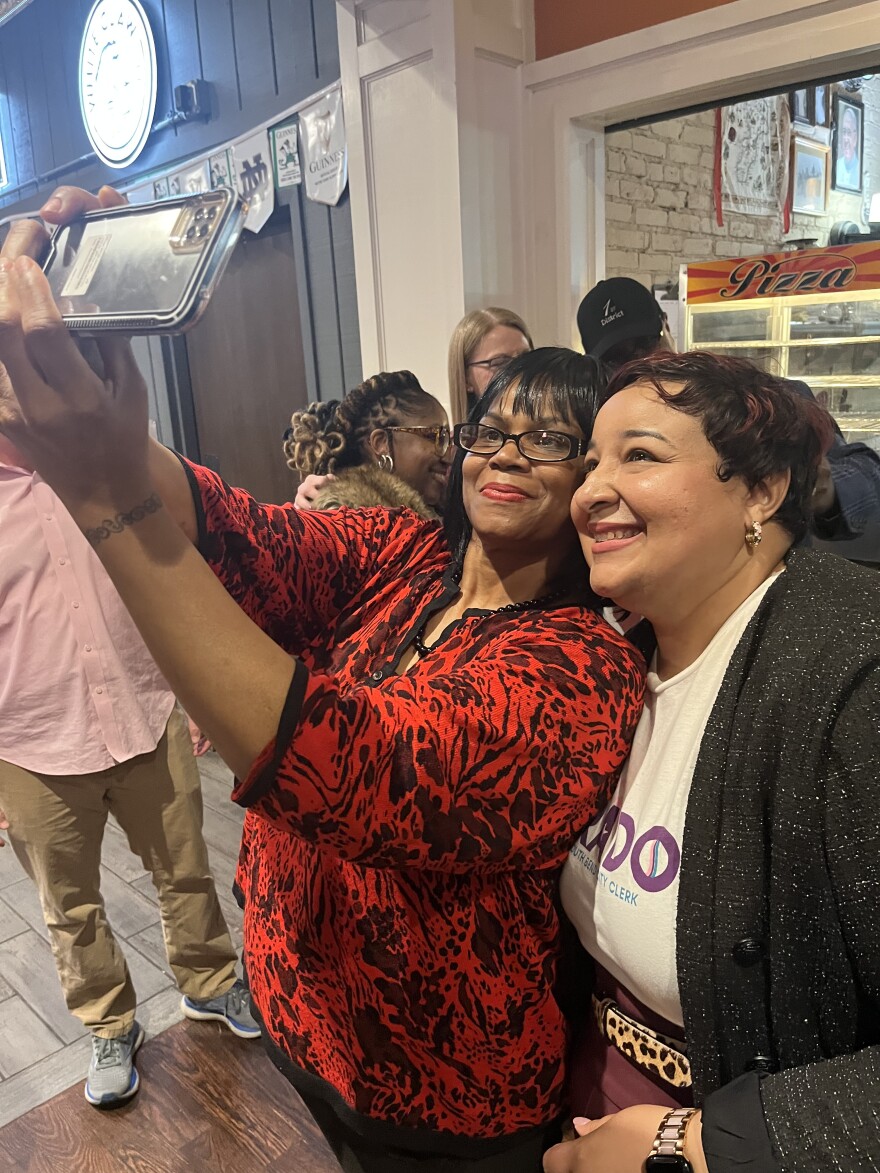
605, 80, 880, 292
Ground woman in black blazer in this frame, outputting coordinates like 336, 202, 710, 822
548, 350, 880, 1173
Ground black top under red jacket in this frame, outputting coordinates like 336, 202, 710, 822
183, 461, 645, 1156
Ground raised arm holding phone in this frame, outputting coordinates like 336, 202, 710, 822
0, 186, 646, 1171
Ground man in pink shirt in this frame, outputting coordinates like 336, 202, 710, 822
0, 434, 259, 1107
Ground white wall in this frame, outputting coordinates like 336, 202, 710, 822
337, 0, 532, 418
464, 52, 526, 309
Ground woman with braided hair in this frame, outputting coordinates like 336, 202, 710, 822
289, 371, 452, 516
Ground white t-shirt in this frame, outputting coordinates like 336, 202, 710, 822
560, 574, 781, 1027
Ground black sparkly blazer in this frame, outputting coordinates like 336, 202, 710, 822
666, 549, 880, 1172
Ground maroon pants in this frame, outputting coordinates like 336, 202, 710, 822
569, 965, 694, 1118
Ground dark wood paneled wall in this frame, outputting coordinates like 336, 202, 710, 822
0, 0, 361, 400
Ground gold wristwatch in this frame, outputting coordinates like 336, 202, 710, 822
645, 1106, 698, 1172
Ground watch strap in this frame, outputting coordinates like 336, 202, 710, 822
647, 1106, 698, 1168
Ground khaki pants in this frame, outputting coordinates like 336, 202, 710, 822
0, 708, 238, 1038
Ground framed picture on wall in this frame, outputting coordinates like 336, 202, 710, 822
813, 85, 830, 128
832, 94, 864, 192
792, 137, 829, 214
789, 88, 813, 125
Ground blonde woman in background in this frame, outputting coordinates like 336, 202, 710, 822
448, 307, 533, 418
287, 371, 451, 516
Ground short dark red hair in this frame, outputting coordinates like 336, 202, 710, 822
603, 351, 834, 542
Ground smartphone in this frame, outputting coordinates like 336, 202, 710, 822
40, 188, 247, 334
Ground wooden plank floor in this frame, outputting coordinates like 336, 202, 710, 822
0, 752, 246, 1128
0, 1017, 339, 1172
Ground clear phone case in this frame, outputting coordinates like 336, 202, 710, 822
41, 188, 247, 334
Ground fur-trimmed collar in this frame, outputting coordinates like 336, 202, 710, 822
311, 463, 437, 519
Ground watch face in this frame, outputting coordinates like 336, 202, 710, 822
79, 0, 157, 168
646, 1157, 694, 1173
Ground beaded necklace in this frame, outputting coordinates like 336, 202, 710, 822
411, 576, 571, 658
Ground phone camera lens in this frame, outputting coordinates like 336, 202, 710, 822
185, 225, 197, 239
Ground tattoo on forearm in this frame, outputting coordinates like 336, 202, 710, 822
85, 493, 163, 546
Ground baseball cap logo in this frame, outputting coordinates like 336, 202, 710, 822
601, 299, 624, 328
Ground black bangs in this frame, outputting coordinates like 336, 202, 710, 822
474, 348, 603, 438
443, 347, 605, 564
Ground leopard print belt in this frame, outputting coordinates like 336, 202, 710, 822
591, 994, 692, 1088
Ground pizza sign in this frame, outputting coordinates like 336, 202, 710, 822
686, 242, 880, 303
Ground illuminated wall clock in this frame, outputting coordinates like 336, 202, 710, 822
79, 0, 158, 169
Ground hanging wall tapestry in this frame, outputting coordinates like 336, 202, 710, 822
719, 95, 790, 219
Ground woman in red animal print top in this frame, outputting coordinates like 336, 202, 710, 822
0, 207, 644, 1172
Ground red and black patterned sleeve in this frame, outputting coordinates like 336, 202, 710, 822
180, 459, 436, 649
234, 613, 645, 873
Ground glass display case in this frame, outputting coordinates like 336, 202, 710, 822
681, 243, 880, 451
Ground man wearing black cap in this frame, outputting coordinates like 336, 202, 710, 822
576, 277, 880, 559
577, 277, 675, 373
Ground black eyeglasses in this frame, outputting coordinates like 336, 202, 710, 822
465, 354, 519, 373
386, 425, 452, 455
453, 423, 587, 463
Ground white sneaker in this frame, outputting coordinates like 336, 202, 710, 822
84, 1021, 145, 1107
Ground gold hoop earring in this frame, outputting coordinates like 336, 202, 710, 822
378, 453, 394, 473
745, 520, 763, 548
